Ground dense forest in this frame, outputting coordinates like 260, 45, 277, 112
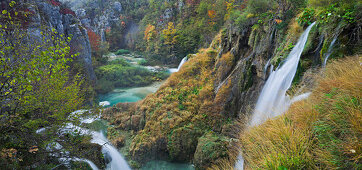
0, 0, 361, 169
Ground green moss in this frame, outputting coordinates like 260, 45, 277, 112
167, 125, 203, 161
115, 49, 130, 55
302, 24, 319, 55
193, 132, 230, 169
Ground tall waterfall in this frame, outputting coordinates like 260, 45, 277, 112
250, 22, 315, 126
234, 22, 316, 169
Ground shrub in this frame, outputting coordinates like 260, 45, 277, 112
115, 49, 130, 55
95, 63, 169, 94
297, 8, 316, 26
246, 0, 274, 14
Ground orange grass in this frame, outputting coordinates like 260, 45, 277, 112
212, 56, 361, 169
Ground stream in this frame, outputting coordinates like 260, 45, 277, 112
96, 54, 194, 169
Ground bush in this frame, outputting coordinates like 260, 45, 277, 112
115, 49, 130, 55
95, 78, 115, 94
246, 0, 274, 14
108, 58, 130, 66
297, 8, 316, 26
95, 64, 169, 94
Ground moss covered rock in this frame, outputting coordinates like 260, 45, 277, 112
193, 132, 230, 169
167, 125, 203, 162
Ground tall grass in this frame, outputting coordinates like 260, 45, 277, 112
212, 56, 361, 169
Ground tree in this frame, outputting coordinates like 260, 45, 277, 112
162, 22, 178, 46
144, 24, 157, 51
0, 1, 85, 167
87, 29, 101, 51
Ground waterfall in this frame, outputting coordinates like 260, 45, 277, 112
99, 101, 111, 107
177, 56, 188, 71
91, 131, 131, 170
234, 22, 316, 169
322, 36, 338, 67
39, 110, 131, 170
250, 22, 315, 126
60, 124, 131, 170
74, 158, 99, 170
169, 56, 188, 73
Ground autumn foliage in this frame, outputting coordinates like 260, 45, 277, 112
144, 24, 156, 42
87, 29, 101, 51
162, 22, 178, 46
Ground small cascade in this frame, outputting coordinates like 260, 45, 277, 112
170, 56, 188, 73
263, 59, 271, 74
234, 22, 316, 169
91, 131, 131, 170
322, 36, 338, 67
79, 159, 99, 170
177, 56, 188, 71
38, 110, 131, 170
99, 101, 111, 107
291, 92, 312, 103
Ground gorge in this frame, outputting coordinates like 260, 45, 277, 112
0, 0, 360, 169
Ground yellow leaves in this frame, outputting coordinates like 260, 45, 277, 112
1, 148, 17, 159
162, 22, 178, 45
28, 146, 38, 153
9, 1, 16, 8
225, 0, 238, 20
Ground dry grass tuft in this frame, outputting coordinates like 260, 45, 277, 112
213, 56, 361, 169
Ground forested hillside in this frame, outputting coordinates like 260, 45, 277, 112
0, 0, 360, 169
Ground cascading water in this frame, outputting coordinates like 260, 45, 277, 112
322, 35, 338, 67
169, 56, 188, 73
91, 131, 131, 170
177, 56, 188, 71
250, 22, 316, 126
234, 22, 316, 169
38, 110, 131, 170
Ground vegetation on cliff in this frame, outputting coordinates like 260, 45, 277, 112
95, 58, 169, 94
0, 1, 102, 168
235, 56, 361, 169
103, 38, 240, 168
103, 0, 360, 168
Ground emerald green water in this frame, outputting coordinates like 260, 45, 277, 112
141, 160, 194, 170
98, 54, 194, 169
98, 81, 164, 107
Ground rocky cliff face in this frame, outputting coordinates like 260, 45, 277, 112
103, 13, 360, 167
74, 1, 122, 41
8, 0, 96, 82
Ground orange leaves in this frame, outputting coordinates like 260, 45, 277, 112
1, 148, 17, 159
275, 19, 283, 24
208, 10, 216, 19
87, 29, 101, 51
144, 24, 156, 42
208, 10, 217, 25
